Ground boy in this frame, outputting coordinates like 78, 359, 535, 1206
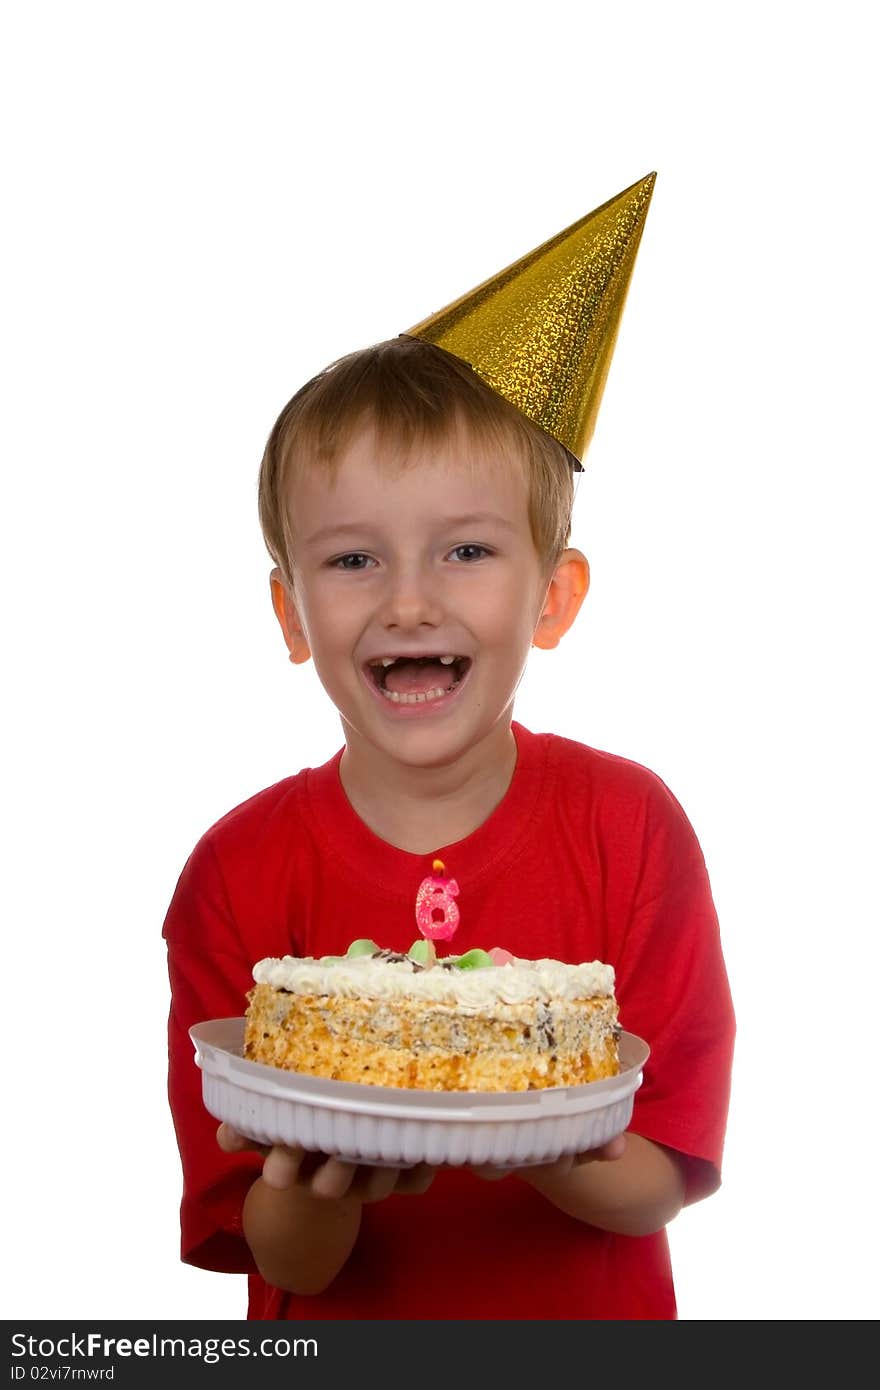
164, 176, 734, 1320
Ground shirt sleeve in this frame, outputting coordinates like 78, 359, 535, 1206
163, 835, 262, 1273
610, 782, 736, 1205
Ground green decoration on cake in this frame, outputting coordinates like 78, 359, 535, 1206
451, 948, 495, 971
407, 939, 434, 965
341, 937, 498, 969
347, 938, 380, 958
407, 941, 495, 969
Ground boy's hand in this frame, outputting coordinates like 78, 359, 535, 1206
468, 1133, 627, 1183
217, 1122, 436, 1202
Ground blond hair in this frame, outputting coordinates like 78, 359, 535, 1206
257, 337, 576, 587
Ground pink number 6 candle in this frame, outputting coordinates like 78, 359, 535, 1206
415, 859, 460, 941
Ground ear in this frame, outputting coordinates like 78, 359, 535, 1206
532, 549, 590, 650
269, 567, 312, 665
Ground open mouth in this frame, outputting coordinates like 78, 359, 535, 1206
365, 654, 472, 705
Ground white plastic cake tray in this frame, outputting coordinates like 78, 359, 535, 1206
190, 1018, 649, 1168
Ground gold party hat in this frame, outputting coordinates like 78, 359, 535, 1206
405, 172, 656, 468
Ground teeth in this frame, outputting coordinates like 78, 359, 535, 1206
379, 682, 460, 705
369, 654, 461, 667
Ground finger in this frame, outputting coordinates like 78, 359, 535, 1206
393, 1163, 437, 1196
309, 1156, 359, 1200
572, 1134, 627, 1166
262, 1145, 307, 1190
216, 1123, 269, 1157
216, 1122, 245, 1152
357, 1165, 404, 1204
468, 1164, 514, 1182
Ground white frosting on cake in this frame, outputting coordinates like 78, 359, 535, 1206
252, 954, 615, 1009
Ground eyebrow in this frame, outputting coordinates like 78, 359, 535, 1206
302, 512, 518, 546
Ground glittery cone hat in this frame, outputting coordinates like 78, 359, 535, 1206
404, 172, 656, 468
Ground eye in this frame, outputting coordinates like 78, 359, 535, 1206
330, 552, 374, 571
449, 544, 492, 563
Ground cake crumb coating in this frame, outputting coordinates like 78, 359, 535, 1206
244, 982, 620, 1092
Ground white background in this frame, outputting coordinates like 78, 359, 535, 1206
4, 1, 877, 1321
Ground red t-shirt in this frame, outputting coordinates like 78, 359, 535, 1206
163, 722, 734, 1320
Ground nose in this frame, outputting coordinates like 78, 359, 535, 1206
379, 561, 443, 631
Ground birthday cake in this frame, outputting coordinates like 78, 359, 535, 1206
243, 941, 620, 1093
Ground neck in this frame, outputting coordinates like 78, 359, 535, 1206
338, 717, 518, 854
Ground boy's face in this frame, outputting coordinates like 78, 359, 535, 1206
275, 420, 582, 773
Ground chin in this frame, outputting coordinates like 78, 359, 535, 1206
377, 715, 508, 771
